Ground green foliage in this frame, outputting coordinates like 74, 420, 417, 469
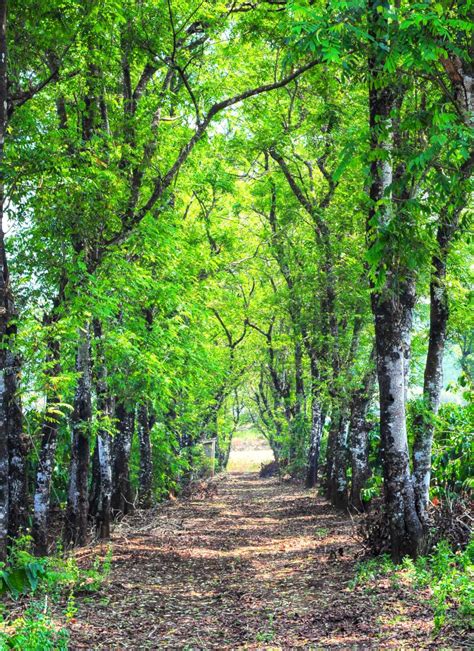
403, 540, 474, 631
3, 0, 472, 600
407, 399, 473, 499
0, 602, 69, 651
351, 554, 395, 588
361, 474, 383, 503
430, 402, 474, 498
1, 537, 111, 601
0, 537, 111, 650
352, 540, 474, 632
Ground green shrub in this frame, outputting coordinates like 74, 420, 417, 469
0, 602, 69, 651
403, 539, 474, 631
352, 539, 473, 632
0, 537, 112, 650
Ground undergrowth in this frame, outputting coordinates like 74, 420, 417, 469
0, 536, 111, 650
352, 539, 473, 633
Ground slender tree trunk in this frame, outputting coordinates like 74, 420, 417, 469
325, 410, 338, 500
138, 403, 153, 508
412, 187, 472, 523
92, 425, 113, 538
0, 0, 8, 560
0, 0, 27, 556
6, 346, 27, 541
111, 401, 135, 518
90, 320, 113, 539
329, 410, 349, 510
64, 325, 92, 547
412, 238, 448, 525
349, 351, 376, 512
33, 322, 61, 555
306, 360, 323, 488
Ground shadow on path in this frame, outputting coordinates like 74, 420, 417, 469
69, 474, 440, 650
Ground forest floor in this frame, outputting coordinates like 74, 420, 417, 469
67, 473, 467, 650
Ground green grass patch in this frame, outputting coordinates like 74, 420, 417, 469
0, 536, 112, 650
351, 539, 473, 633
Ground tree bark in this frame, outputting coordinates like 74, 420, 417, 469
0, 0, 27, 557
324, 410, 338, 500
412, 44, 473, 523
367, 0, 423, 560
64, 324, 92, 547
373, 287, 422, 560
349, 349, 376, 512
138, 403, 153, 508
33, 319, 61, 555
412, 230, 449, 524
306, 357, 323, 488
328, 409, 349, 510
90, 320, 113, 539
111, 401, 135, 518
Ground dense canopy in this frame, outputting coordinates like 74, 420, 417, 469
0, 0, 472, 647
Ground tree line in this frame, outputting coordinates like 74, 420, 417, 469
0, 0, 472, 563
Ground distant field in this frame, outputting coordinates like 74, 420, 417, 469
227, 428, 274, 473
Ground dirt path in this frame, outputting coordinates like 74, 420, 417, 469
69, 474, 448, 650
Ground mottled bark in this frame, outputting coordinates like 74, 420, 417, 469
306, 355, 323, 488
367, 0, 423, 560
329, 410, 349, 510
33, 322, 61, 555
111, 402, 135, 518
6, 346, 27, 541
89, 320, 113, 539
412, 240, 448, 525
92, 425, 112, 538
373, 288, 422, 560
138, 403, 153, 508
413, 46, 473, 524
325, 411, 338, 500
0, 0, 27, 557
305, 392, 323, 488
64, 325, 92, 547
349, 350, 376, 512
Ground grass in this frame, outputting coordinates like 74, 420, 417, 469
351, 539, 474, 632
232, 424, 268, 443
0, 536, 112, 650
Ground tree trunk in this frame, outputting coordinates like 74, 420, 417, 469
330, 411, 349, 510
325, 414, 337, 500
367, 0, 422, 560
33, 324, 61, 556
111, 401, 135, 518
349, 351, 376, 512
412, 147, 473, 523
373, 288, 423, 560
92, 425, 112, 538
6, 346, 27, 541
412, 238, 448, 524
90, 319, 113, 539
64, 325, 92, 547
138, 403, 153, 508
0, 0, 27, 556
306, 385, 323, 489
